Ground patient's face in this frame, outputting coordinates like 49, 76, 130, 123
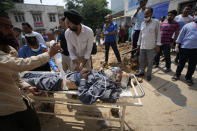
104, 69, 122, 83
104, 69, 130, 87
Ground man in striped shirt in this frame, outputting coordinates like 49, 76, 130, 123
154, 10, 180, 72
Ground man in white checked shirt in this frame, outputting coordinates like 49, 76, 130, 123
135, 7, 161, 81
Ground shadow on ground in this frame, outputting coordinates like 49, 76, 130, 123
148, 75, 187, 107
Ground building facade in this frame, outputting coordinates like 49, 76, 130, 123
111, 0, 128, 27
8, 2, 64, 33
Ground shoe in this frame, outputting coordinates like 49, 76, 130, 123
153, 65, 159, 68
147, 76, 152, 81
135, 72, 144, 77
185, 79, 194, 86
165, 68, 171, 73
172, 75, 180, 81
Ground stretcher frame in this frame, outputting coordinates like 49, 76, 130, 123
22, 72, 145, 131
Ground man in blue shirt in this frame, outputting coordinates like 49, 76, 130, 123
102, 14, 121, 65
18, 34, 58, 71
172, 7, 197, 86
131, 0, 147, 58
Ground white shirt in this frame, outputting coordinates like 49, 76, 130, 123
27, 31, 45, 45
137, 19, 161, 49
174, 14, 193, 29
65, 24, 94, 60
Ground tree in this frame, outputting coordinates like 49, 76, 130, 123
65, 0, 82, 11
0, 0, 14, 11
65, 0, 111, 32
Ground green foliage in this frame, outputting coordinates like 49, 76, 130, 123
65, 0, 111, 32
0, 0, 14, 11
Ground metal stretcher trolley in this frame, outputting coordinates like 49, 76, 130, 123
22, 71, 145, 131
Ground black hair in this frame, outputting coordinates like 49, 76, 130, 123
60, 17, 65, 21
25, 36, 38, 46
13, 27, 22, 33
146, 7, 153, 13
0, 11, 9, 19
22, 22, 32, 29
168, 10, 177, 16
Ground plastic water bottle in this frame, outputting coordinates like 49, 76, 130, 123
50, 40, 68, 90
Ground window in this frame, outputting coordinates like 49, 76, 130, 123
32, 14, 43, 27
49, 14, 56, 22
32, 14, 42, 22
14, 13, 25, 22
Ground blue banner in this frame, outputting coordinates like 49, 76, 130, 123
152, 2, 169, 19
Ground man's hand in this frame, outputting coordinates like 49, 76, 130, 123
79, 59, 88, 71
73, 59, 80, 71
155, 46, 160, 53
48, 43, 62, 57
80, 68, 90, 79
74, 66, 80, 72
137, 7, 141, 12
137, 45, 140, 52
175, 44, 179, 53
27, 86, 42, 95
170, 43, 174, 49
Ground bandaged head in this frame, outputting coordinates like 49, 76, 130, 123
104, 67, 130, 88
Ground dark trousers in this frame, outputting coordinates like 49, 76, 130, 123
132, 30, 140, 57
105, 41, 121, 62
155, 44, 171, 69
0, 99, 41, 131
175, 48, 197, 80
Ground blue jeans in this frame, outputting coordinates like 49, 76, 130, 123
155, 44, 171, 69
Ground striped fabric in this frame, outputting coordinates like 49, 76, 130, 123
160, 20, 180, 45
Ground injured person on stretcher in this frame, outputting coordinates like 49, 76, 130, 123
22, 67, 131, 105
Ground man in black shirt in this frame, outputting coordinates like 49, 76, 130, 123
59, 17, 70, 71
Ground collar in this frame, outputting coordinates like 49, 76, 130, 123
145, 19, 152, 24
165, 20, 174, 24
193, 22, 197, 28
81, 24, 85, 33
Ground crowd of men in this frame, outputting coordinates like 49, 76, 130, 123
132, 1, 197, 86
0, 0, 197, 130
